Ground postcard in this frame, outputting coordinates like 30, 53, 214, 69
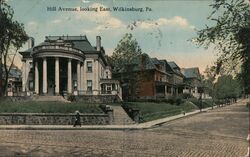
0, 0, 249, 156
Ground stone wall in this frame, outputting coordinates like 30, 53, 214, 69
0, 96, 32, 102
0, 113, 112, 125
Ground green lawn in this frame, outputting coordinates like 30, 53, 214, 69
124, 101, 198, 122
189, 98, 215, 108
0, 101, 103, 113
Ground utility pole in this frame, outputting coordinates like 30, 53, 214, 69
0, 53, 2, 97
0, 1, 3, 97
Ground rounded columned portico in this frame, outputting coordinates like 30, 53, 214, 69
32, 42, 85, 96
20, 35, 122, 100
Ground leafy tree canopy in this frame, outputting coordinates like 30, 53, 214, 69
214, 75, 242, 99
111, 33, 142, 72
195, 0, 250, 93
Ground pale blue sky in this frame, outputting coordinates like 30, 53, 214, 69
8, 0, 219, 72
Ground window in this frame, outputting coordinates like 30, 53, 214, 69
87, 80, 92, 91
106, 72, 108, 79
29, 61, 33, 68
106, 84, 111, 94
112, 84, 116, 90
73, 80, 77, 90
87, 61, 92, 72
101, 67, 103, 77
7, 83, 12, 92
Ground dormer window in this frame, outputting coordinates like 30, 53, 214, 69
65, 43, 71, 47
56, 37, 64, 43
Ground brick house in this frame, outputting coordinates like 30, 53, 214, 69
113, 55, 186, 100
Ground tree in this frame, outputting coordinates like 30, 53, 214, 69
214, 75, 242, 100
195, 0, 250, 94
0, 1, 29, 96
202, 66, 216, 98
110, 33, 142, 72
236, 27, 250, 94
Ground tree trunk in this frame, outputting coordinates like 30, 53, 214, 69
0, 41, 4, 97
3, 54, 8, 96
0, 54, 2, 97
3, 65, 8, 96
2, 40, 10, 96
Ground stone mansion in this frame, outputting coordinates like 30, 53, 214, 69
19, 36, 122, 99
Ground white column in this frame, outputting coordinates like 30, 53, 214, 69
165, 86, 167, 97
80, 63, 84, 92
42, 58, 47, 94
35, 60, 39, 94
22, 61, 26, 92
67, 59, 72, 94
77, 61, 81, 92
25, 60, 29, 92
171, 86, 174, 96
55, 57, 59, 95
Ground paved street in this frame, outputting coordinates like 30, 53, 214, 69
0, 99, 249, 157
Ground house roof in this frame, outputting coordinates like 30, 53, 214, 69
9, 68, 22, 78
167, 61, 183, 77
160, 59, 173, 73
182, 67, 201, 80
118, 56, 174, 76
19, 48, 33, 58
151, 58, 161, 65
168, 61, 180, 70
118, 54, 157, 73
2, 67, 21, 79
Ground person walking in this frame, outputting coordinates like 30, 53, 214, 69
245, 133, 250, 157
73, 110, 81, 127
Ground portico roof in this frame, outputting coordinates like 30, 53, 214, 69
44, 35, 96, 52
20, 35, 108, 66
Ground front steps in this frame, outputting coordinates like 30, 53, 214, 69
32, 95, 70, 103
111, 106, 135, 125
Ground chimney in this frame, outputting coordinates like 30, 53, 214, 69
28, 37, 35, 49
96, 36, 101, 51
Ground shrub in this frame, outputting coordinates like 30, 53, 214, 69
175, 97, 183, 106
181, 93, 194, 99
67, 95, 76, 102
163, 96, 184, 105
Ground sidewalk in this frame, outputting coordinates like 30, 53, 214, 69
0, 101, 242, 131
